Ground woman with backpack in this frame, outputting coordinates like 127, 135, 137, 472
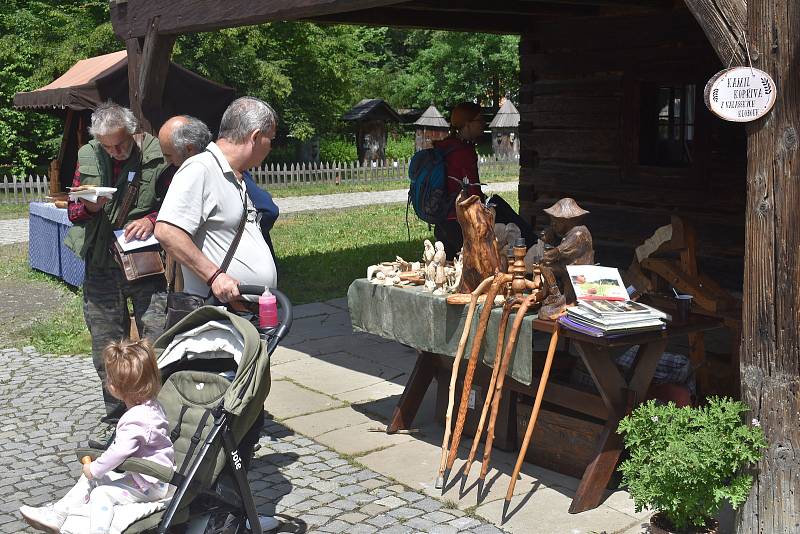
434, 101, 536, 259
433, 102, 486, 259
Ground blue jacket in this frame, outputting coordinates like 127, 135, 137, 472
243, 172, 279, 257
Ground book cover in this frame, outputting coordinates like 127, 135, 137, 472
566, 265, 629, 301
577, 299, 652, 316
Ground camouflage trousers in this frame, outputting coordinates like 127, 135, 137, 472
82, 265, 166, 420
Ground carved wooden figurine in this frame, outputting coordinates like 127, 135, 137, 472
455, 192, 503, 293
539, 198, 594, 303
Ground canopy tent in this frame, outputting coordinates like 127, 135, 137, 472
13, 50, 236, 192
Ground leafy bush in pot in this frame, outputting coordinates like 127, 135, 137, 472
617, 397, 766, 532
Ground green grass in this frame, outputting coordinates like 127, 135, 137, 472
0, 244, 91, 354
271, 192, 519, 304
0, 203, 28, 220
0, 192, 520, 353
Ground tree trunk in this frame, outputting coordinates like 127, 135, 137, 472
738, 0, 800, 532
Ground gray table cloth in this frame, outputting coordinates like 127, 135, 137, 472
348, 278, 556, 386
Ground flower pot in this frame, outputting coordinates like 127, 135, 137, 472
649, 512, 719, 534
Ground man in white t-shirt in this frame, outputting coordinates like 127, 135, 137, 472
155, 97, 278, 302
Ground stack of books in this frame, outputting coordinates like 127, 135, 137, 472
557, 264, 667, 337
559, 300, 668, 337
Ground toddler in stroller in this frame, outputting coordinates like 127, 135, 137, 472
24, 286, 292, 534
20, 339, 175, 534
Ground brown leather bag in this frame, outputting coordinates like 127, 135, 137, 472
111, 241, 165, 281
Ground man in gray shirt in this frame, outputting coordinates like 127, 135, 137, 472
155, 97, 278, 301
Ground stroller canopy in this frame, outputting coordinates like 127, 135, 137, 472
155, 307, 268, 418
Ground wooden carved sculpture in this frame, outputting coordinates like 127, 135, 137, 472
445, 243, 566, 477
440, 240, 567, 496
455, 192, 503, 294
505, 323, 560, 509
439, 272, 510, 488
436, 274, 497, 489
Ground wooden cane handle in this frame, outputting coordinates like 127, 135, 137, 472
80, 456, 93, 465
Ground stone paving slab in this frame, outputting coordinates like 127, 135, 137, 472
266, 378, 345, 420
0, 348, 510, 534
271, 351, 406, 396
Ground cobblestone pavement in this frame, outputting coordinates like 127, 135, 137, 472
0, 181, 518, 246
0, 348, 508, 534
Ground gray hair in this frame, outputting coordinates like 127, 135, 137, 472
218, 96, 277, 143
172, 116, 212, 159
89, 101, 137, 137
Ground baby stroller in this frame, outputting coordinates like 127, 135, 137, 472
76, 286, 292, 534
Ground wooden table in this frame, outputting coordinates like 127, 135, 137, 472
387, 315, 722, 513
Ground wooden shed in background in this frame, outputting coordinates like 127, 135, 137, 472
342, 98, 400, 163
12, 50, 235, 193
488, 99, 520, 158
413, 105, 449, 151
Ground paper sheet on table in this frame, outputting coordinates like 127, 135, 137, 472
68, 186, 117, 203
114, 229, 159, 251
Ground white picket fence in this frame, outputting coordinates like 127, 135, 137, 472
0, 175, 50, 204
249, 154, 519, 187
0, 154, 520, 204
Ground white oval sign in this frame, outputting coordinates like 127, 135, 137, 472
704, 67, 776, 122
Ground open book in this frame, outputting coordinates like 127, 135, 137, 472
566, 265, 629, 301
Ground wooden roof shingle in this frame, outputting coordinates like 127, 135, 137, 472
488, 100, 520, 129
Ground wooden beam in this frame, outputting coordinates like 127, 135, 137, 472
683, 0, 746, 64
111, 0, 408, 39
125, 37, 146, 131
738, 0, 800, 530
138, 17, 175, 133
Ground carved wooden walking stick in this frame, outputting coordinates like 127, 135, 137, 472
436, 274, 496, 489
506, 323, 560, 505
480, 293, 540, 482
444, 273, 509, 480
461, 296, 516, 478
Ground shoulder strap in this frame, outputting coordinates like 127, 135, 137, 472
113, 135, 145, 229
204, 148, 248, 275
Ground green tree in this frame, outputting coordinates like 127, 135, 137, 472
0, 0, 116, 176
174, 22, 364, 140
389, 31, 519, 111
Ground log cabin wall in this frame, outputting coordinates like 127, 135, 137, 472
518, 7, 747, 290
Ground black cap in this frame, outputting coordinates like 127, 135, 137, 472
514, 237, 526, 248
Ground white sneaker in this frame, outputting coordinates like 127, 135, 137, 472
19, 504, 66, 534
245, 515, 280, 532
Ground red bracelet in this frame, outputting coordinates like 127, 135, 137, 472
207, 268, 223, 287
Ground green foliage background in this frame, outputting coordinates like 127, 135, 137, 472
0, 2, 519, 176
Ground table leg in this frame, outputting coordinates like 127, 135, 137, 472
388, 350, 437, 434
568, 340, 667, 513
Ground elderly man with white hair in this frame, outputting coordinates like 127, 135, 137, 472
156, 97, 278, 303
64, 101, 170, 429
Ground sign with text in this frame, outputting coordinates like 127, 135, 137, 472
704, 67, 776, 122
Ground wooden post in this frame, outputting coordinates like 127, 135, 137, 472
126, 17, 175, 134
737, 0, 800, 532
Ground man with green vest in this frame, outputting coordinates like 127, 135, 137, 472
65, 102, 171, 430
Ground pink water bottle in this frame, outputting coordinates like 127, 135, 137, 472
259, 290, 278, 328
